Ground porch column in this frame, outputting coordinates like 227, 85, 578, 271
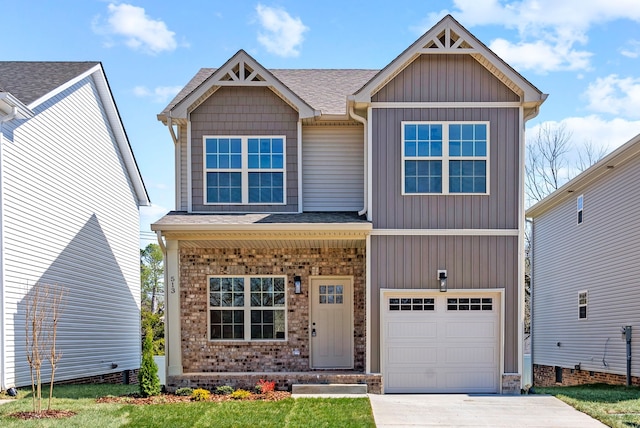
165, 239, 182, 376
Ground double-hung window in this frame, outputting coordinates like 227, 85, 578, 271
208, 276, 286, 341
402, 122, 489, 194
577, 194, 584, 224
204, 136, 285, 204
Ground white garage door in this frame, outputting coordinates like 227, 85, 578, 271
382, 292, 500, 393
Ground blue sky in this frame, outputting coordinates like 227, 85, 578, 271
3, 1, 640, 246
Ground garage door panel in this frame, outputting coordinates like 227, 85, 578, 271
387, 321, 437, 339
388, 346, 437, 364
383, 293, 500, 393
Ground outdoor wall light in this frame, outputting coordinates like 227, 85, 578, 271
438, 270, 447, 292
294, 276, 302, 294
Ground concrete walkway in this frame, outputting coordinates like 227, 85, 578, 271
368, 394, 607, 427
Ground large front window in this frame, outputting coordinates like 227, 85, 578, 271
208, 276, 286, 341
402, 122, 489, 194
204, 136, 285, 204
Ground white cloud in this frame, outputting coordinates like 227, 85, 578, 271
133, 85, 182, 103
620, 39, 640, 58
419, 0, 640, 73
255, 4, 308, 58
528, 115, 640, 160
93, 3, 178, 55
584, 75, 640, 119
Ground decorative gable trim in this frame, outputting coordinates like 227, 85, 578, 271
170, 50, 317, 119
351, 15, 546, 109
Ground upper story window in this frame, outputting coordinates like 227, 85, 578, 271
577, 194, 583, 224
402, 122, 489, 195
578, 291, 587, 319
204, 136, 285, 204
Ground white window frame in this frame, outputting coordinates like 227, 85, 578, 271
207, 275, 288, 342
401, 121, 490, 195
578, 290, 587, 319
203, 135, 286, 205
577, 194, 584, 225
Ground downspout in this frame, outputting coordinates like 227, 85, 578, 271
623, 326, 632, 386
349, 105, 368, 217
0, 107, 17, 390
527, 218, 534, 389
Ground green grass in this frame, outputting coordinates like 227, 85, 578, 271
0, 385, 375, 428
536, 383, 640, 428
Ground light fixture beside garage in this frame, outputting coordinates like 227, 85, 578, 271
294, 276, 302, 294
437, 270, 447, 292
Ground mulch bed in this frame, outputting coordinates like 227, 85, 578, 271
96, 391, 291, 405
10, 410, 77, 420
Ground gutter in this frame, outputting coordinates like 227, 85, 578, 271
0, 107, 17, 390
349, 105, 368, 217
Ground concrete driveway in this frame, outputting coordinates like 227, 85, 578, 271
368, 394, 607, 427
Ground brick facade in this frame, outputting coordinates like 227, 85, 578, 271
501, 374, 521, 394
178, 246, 366, 373
534, 364, 640, 387
54, 369, 139, 386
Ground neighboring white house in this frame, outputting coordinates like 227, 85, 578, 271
0, 62, 149, 389
527, 132, 640, 387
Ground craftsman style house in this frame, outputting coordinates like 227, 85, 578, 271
152, 15, 546, 394
527, 133, 640, 387
0, 62, 149, 390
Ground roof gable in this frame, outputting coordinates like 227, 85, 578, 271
352, 15, 545, 110
166, 50, 317, 120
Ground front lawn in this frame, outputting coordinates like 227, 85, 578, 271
0, 384, 375, 428
536, 383, 640, 428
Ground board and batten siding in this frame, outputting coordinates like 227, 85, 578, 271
371, 107, 520, 229
372, 54, 520, 103
177, 125, 188, 210
189, 86, 299, 212
2, 76, 141, 386
532, 156, 640, 378
369, 234, 519, 373
302, 125, 364, 211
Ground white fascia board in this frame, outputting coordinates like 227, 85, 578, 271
151, 222, 373, 233
170, 50, 317, 119
372, 229, 518, 236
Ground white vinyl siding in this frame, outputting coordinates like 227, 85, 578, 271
302, 126, 364, 211
532, 156, 640, 378
2, 76, 141, 386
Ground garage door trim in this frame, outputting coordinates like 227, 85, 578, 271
380, 288, 504, 393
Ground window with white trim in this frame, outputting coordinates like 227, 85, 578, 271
577, 194, 583, 224
204, 136, 285, 204
578, 291, 587, 319
208, 276, 286, 341
402, 122, 488, 194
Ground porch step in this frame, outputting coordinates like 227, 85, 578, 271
291, 383, 368, 395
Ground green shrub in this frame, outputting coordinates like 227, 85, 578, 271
138, 329, 161, 397
191, 388, 211, 401
214, 385, 234, 395
174, 387, 193, 396
230, 389, 252, 400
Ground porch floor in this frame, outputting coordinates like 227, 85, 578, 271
167, 371, 383, 394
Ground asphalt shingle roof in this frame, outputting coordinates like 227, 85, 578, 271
152, 211, 370, 228
161, 68, 379, 117
0, 62, 98, 105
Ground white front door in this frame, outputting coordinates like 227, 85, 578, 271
310, 278, 353, 368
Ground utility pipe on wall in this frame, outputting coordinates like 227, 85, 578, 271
623, 326, 632, 386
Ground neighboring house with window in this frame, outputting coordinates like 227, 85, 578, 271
527, 132, 640, 387
0, 62, 149, 390
152, 15, 545, 394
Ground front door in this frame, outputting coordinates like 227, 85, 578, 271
310, 278, 353, 368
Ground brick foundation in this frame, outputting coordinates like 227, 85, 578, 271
501, 373, 521, 394
534, 364, 640, 387
53, 369, 139, 386
179, 247, 366, 373
167, 372, 382, 394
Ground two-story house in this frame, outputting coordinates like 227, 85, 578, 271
0, 62, 149, 390
151, 15, 546, 394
